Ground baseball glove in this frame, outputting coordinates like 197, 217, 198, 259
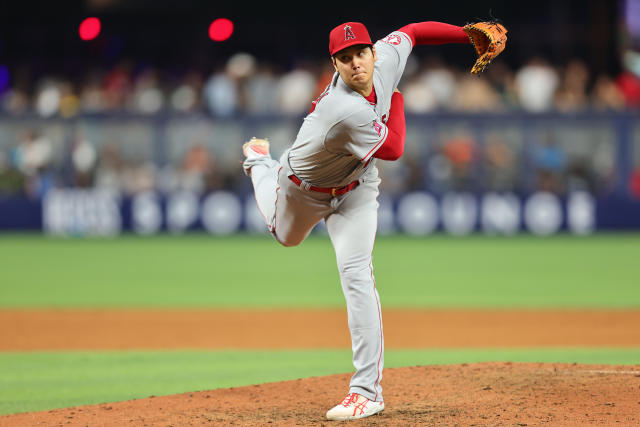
463, 21, 508, 74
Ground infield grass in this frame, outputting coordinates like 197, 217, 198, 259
1, 348, 639, 415
1, 233, 639, 308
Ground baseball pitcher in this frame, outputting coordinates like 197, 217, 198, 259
242, 20, 507, 421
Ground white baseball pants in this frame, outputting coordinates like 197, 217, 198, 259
247, 155, 384, 402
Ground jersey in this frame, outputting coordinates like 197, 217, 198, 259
283, 31, 413, 188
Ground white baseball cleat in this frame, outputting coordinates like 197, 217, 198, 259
325, 393, 385, 421
242, 137, 270, 159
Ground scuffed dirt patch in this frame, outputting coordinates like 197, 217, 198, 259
2, 362, 639, 426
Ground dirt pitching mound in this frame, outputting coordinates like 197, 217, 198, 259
3, 362, 639, 426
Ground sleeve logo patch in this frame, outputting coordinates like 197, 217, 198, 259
380, 34, 402, 45
373, 120, 383, 137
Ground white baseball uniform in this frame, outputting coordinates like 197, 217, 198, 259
244, 30, 413, 402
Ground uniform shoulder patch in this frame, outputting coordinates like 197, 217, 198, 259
380, 34, 402, 45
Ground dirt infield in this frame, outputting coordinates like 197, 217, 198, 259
1, 309, 640, 425
3, 308, 640, 350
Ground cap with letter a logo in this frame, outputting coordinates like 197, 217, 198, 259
329, 22, 373, 56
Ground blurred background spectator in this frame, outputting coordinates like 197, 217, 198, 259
515, 58, 559, 112
532, 133, 567, 194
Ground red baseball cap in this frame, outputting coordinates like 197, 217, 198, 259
329, 22, 372, 56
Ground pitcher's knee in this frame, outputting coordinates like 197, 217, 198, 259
279, 239, 300, 248
337, 260, 372, 278
338, 263, 376, 296
273, 232, 303, 247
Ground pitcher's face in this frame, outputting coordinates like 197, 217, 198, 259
333, 45, 377, 96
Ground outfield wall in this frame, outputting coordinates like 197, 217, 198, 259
1, 189, 640, 235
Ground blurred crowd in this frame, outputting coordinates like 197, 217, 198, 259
2, 53, 640, 117
1, 52, 640, 200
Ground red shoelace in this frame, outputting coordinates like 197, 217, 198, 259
340, 393, 359, 407
339, 393, 371, 416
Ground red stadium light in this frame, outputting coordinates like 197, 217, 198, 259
209, 18, 234, 42
79, 17, 101, 41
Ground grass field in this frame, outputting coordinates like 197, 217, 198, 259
1, 233, 639, 415
1, 233, 639, 308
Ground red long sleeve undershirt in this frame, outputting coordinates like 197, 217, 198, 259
373, 22, 470, 161
374, 90, 405, 161
399, 21, 471, 46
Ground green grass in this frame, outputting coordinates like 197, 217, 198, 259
1, 234, 638, 416
1, 348, 639, 415
1, 233, 639, 308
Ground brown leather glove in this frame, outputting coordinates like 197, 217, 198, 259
463, 21, 508, 74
